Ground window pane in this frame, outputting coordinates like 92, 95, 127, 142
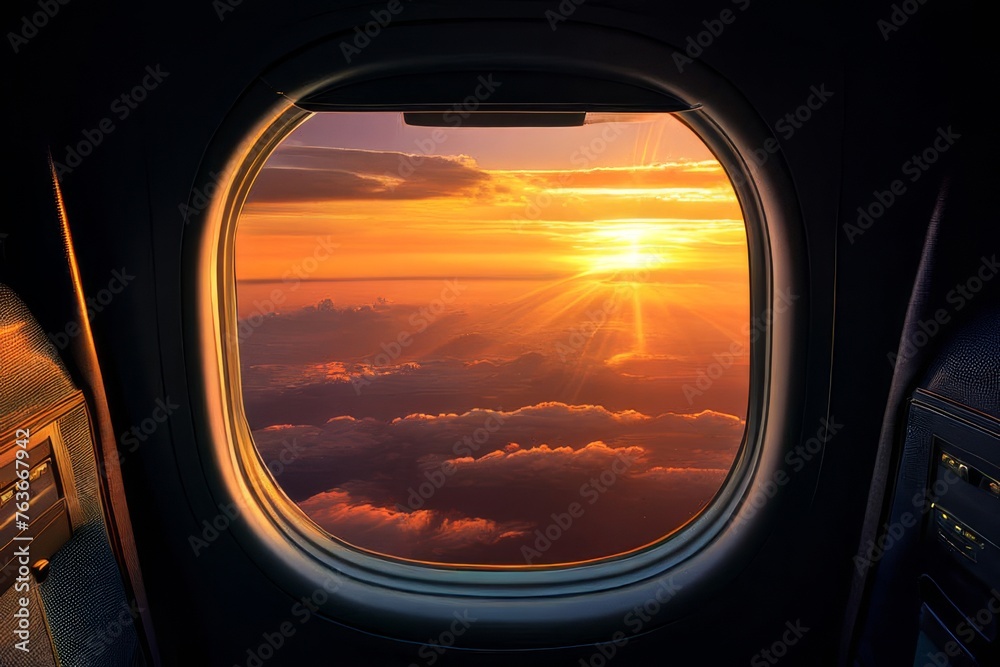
235, 112, 749, 566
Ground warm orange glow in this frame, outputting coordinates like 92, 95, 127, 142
234, 112, 749, 566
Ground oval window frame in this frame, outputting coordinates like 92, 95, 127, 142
185, 18, 807, 648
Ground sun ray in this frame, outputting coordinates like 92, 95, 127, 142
633, 289, 647, 354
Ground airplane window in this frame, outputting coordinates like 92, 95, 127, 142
233, 112, 749, 566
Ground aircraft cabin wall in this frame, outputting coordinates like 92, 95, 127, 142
4, 1, 995, 665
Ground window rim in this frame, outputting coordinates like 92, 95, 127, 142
232, 107, 754, 571
186, 18, 805, 647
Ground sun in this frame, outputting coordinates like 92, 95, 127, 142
584, 226, 667, 276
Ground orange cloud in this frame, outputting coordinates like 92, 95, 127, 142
246, 147, 491, 203
298, 488, 531, 557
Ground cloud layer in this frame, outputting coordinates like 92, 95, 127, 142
247, 147, 491, 203
254, 402, 743, 565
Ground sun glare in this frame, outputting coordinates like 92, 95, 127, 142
582, 225, 669, 276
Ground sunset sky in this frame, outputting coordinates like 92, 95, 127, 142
235, 112, 749, 566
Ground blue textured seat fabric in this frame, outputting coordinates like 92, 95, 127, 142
922, 306, 1000, 417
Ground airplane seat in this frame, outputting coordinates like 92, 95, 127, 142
922, 306, 1000, 417
856, 305, 1000, 667
0, 283, 143, 666
909, 306, 1000, 666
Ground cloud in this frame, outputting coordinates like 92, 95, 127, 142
243, 148, 737, 208
366, 402, 743, 453
243, 352, 750, 438
633, 466, 731, 485
251, 401, 744, 509
250, 402, 745, 565
288, 448, 734, 564
444, 440, 645, 485
297, 488, 531, 559
245, 146, 490, 203
510, 160, 734, 194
